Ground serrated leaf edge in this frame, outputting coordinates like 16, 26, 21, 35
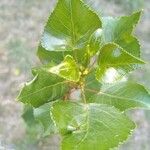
99, 42, 145, 64
51, 101, 136, 150
38, 0, 102, 53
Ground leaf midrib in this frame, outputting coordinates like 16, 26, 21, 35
85, 88, 146, 106
19, 80, 68, 100
74, 104, 129, 149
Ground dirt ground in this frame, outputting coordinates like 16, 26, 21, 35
0, 0, 150, 150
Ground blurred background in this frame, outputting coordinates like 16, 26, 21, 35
0, 0, 150, 149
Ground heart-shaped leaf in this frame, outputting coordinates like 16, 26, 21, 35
96, 43, 145, 83
51, 101, 135, 150
38, 0, 101, 64
17, 66, 69, 107
87, 82, 150, 111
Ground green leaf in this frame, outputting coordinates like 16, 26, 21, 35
37, 44, 72, 64
87, 82, 150, 111
49, 55, 80, 82
115, 35, 140, 57
85, 71, 101, 99
22, 105, 42, 136
85, 28, 102, 58
22, 105, 39, 126
51, 101, 135, 150
96, 43, 145, 83
38, 0, 101, 63
34, 102, 57, 136
17, 66, 69, 107
101, 11, 142, 56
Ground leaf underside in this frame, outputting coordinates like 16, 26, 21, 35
34, 102, 57, 136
